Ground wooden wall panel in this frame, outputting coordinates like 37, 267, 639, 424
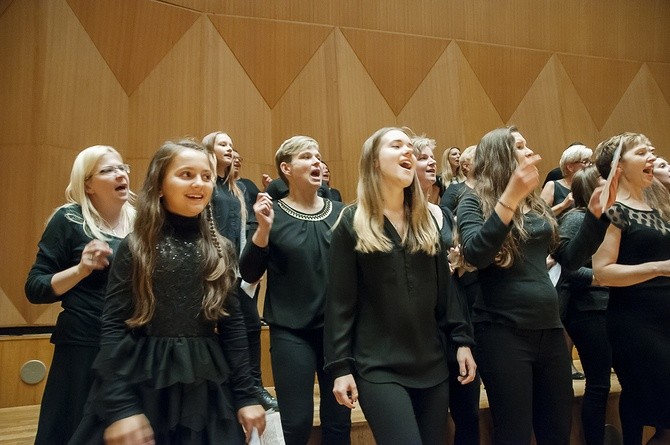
201, 17, 273, 186
169, 0, 670, 62
67, 0, 200, 95
599, 65, 670, 155
458, 41, 553, 123
558, 54, 642, 131
0, 336, 54, 408
0, 0, 40, 144
210, 15, 333, 109
333, 29, 396, 203
509, 55, 599, 178
41, 0, 129, 151
128, 16, 208, 160
398, 42, 504, 150
340, 28, 449, 115
271, 32, 340, 166
647, 62, 670, 108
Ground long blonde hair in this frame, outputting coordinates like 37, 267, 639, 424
126, 139, 237, 328
473, 127, 556, 267
57, 145, 136, 240
352, 127, 439, 255
440, 146, 465, 185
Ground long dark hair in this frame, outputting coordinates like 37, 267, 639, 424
126, 139, 237, 327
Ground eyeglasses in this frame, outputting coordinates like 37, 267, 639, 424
579, 159, 592, 166
93, 164, 131, 177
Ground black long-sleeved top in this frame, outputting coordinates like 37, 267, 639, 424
211, 176, 244, 255
239, 198, 344, 330
440, 182, 468, 215
324, 206, 474, 388
89, 212, 257, 428
458, 194, 562, 329
556, 209, 609, 313
25, 205, 121, 346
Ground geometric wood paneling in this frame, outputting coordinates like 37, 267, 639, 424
128, 16, 209, 159
67, 0, 200, 95
510, 55, 599, 178
0, 0, 14, 19
558, 54, 642, 131
600, 64, 670, 156
458, 41, 552, 123
41, 0, 129, 151
332, 29, 397, 203
272, 31, 340, 164
399, 41, 504, 150
201, 17, 272, 168
647, 62, 670, 107
340, 28, 450, 115
209, 15, 333, 109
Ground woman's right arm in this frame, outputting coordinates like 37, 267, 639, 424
324, 211, 359, 408
239, 193, 273, 283
593, 224, 670, 287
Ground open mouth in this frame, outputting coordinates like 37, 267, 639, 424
186, 193, 204, 200
115, 184, 128, 192
400, 160, 413, 170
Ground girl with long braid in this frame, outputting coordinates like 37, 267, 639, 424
71, 139, 265, 444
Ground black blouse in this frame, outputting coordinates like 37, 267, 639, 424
240, 198, 344, 330
324, 206, 474, 388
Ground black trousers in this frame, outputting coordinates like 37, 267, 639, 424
447, 360, 481, 445
237, 283, 262, 386
356, 376, 450, 445
269, 325, 351, 445
34, 343, 98, 445
566, 310, 612, 445
475, 323, 573, 445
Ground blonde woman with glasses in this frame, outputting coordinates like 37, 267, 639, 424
25, 145, 135, 444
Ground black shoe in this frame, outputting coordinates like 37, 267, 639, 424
257, 387, 279, 411
572, 371, 585, 380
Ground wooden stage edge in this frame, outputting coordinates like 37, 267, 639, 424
0, 365, 655, 445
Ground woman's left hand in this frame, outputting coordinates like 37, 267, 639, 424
456, 346, 477, 384
237, 404, 266, 443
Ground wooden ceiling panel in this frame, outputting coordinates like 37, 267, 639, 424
209, 15, 332, 109
340, 28, 449, 115
600, 64, 670, 154
128, 17, 208, 159
67, 0, 200, 95
647, 62, 670, 107
201, 17, 272, 166
509, 55, 599, 176
557, 54, 642, 131
458, 41, 552, 123
272, 31, 340, 164
399, 41, 503, 150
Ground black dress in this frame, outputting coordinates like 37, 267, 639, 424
25, 205, 122, 445
606, 203, 670, 427
70, 211, 257, 444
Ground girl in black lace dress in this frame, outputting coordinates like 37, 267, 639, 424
70, 140, 265, 444
593, 133, 670, 445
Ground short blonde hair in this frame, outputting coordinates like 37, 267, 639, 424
275, 136, 319, 184
559, 144, 593, 176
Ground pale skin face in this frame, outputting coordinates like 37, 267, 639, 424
512, 131, 534, 162
231, 149, 242, 180
213, 133, 234, 171
448, 147, 461, 170
619, 142, 656, 191
85, 152, 130, 208
160, 149, 214, 217
416, 146, 437, 192
653, 157, 670, 190
320, 162, 331, 184
377, 130, 416, 190
281, 146, 322, 191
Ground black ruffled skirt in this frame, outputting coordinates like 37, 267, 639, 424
69, 334, 246, 444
